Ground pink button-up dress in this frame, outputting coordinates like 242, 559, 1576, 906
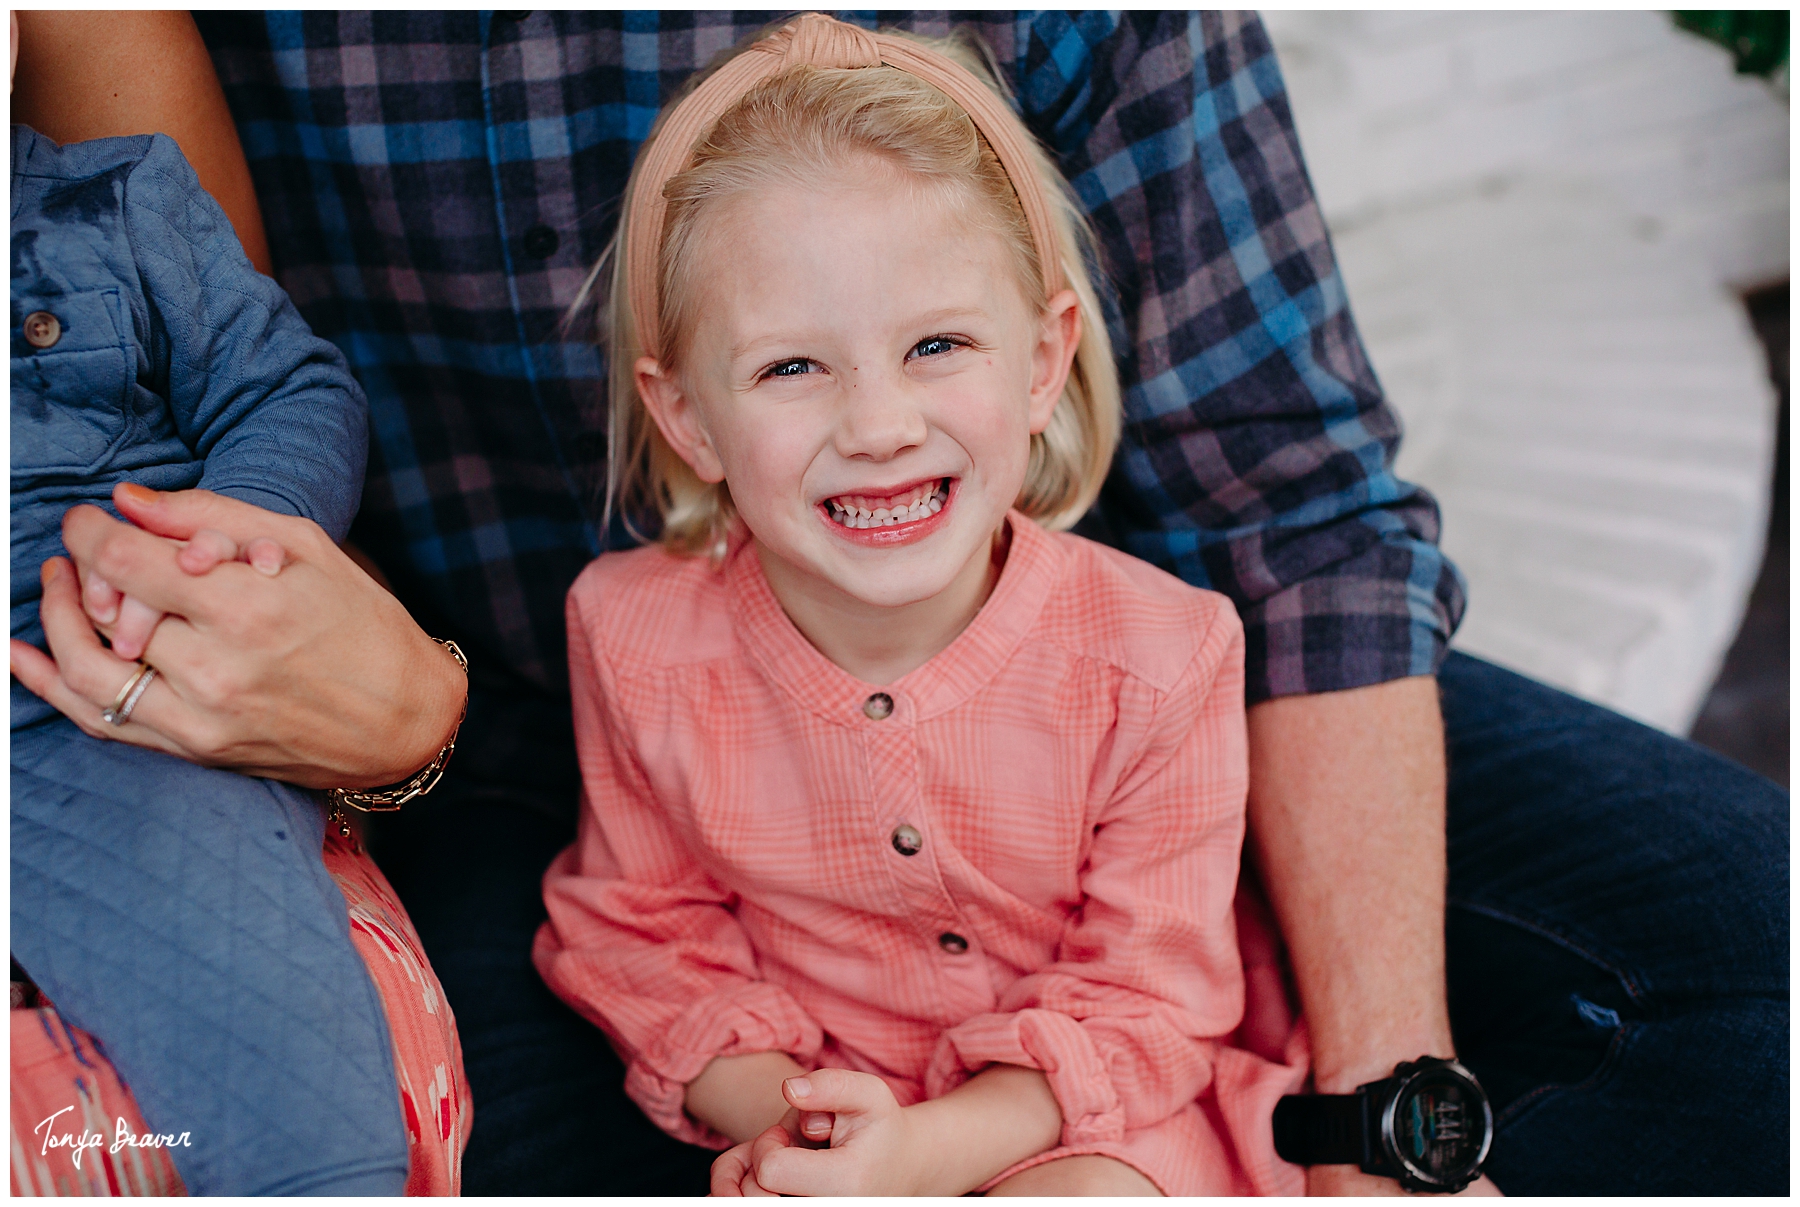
535, 514, 1307, 1195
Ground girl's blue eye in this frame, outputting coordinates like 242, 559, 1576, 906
912, 337, 961, 359
766, 359, 815, 378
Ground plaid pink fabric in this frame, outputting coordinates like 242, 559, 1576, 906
535, 515, 1307, 1194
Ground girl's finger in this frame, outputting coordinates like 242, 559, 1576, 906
242, 536, 287, 576
108, 594, 164, 662
740, 1169, 781, 1197
782, 1067, 888, 1117
82, 569, 122, 626
710, 1144, 755, 1196
176, 528, 239, 575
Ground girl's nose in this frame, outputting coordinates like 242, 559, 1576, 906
833, 373, 927, 462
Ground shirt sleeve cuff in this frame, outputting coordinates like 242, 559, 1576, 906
925, 1008, 1124, 1147
1240, 546, 1464, 703
624, 983, 824, 1148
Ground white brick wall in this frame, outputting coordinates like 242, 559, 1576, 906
1263, 11, 1787, 731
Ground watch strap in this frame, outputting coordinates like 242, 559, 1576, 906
1272, 1092, 1373, 1167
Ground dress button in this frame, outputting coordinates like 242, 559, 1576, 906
938, 932, 969, 954
22, 311, 61, 349
890, 824, 922, 856
863, 692, 893, 720
522, 223, 559, 259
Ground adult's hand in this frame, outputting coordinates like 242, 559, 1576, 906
10, 484, 465, 789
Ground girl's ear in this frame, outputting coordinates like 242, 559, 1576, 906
636, 356, 726, 483
1027, 289, 1081, 436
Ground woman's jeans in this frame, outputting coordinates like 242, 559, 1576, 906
378, 652, 1788, 1195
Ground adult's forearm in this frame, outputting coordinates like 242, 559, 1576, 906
1245, 675, 1454, 1095
12, 10, 272, 274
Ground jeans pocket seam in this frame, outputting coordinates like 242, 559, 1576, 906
1494, 1015, 1637, 1132
1448, 897, 1651, 1005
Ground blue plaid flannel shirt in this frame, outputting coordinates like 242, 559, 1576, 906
196, 11, 1464, 802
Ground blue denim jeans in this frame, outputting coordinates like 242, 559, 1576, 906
378, 653, 1787, 1194
1438, 652, 1787, 1194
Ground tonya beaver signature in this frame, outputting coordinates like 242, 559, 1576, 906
33, 1105, 192, 1167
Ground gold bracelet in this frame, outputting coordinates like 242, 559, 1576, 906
327, 638, 469, 839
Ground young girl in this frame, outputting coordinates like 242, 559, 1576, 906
534, 14, 1306, 1196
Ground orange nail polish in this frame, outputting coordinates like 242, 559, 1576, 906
118, 482, 158, 505
41, 560, 60, 585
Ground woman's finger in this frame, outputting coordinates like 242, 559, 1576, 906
10, 635, 192, 758
112, 481, 318, 551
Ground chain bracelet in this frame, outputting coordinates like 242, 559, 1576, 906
327, 638, 468, 838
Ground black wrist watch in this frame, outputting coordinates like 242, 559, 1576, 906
1272, 1056, 1493, 1193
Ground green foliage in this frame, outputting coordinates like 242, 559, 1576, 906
1672, 11, 1789, 77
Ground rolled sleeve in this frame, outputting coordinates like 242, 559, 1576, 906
926, 1008, 1133, 1147
624, 984, 824, 1148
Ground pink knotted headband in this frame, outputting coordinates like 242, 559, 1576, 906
623, 12, 1064, 361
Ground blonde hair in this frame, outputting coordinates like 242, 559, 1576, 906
588, 27, 1120, 557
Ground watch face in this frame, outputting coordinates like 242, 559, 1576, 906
1387, 1068, 1490, 1185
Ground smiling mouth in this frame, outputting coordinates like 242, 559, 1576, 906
823, 479, 949, 529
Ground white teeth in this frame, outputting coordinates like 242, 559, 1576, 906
826, 480, 949, 528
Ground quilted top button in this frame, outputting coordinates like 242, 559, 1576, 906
22, 311, 60, 349
891, 824, 923, 856
938, 932, 969, 954
863, 692, 893, 720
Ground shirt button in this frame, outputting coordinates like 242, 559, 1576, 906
22, 311, 61, 349
522, 223, 559, 259
938, 932, 969, 954
891, 824, 922, 856
863, 692, 893, 720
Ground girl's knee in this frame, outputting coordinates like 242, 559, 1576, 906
986, 1154, 1162, 1197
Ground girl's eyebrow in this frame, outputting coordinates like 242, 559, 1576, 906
729, 307, 991, 361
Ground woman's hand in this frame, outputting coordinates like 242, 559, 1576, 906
9, 484, 465, 787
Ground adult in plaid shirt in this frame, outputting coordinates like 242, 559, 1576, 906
16, 11, 1784, 1196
